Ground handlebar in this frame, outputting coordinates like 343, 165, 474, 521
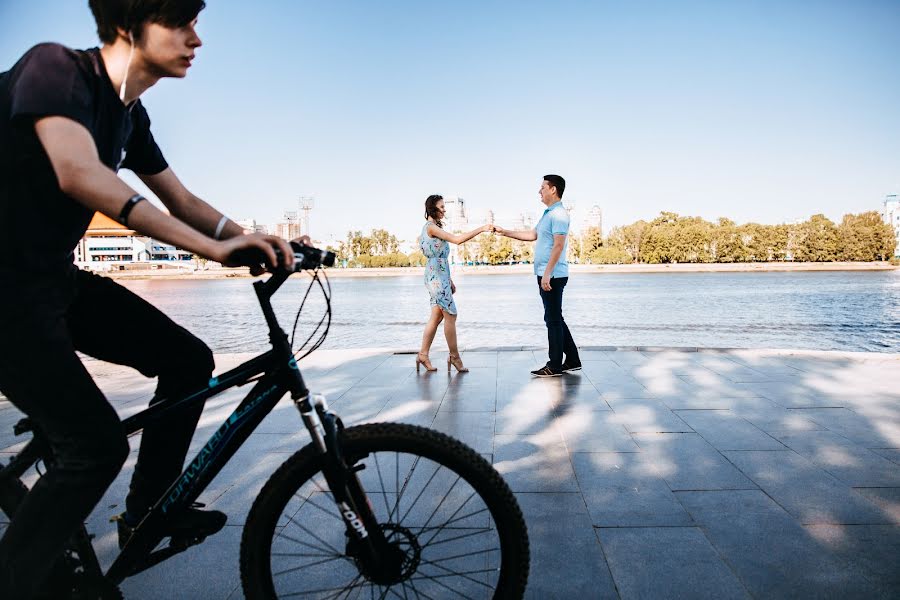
229, 241, 336, 273
289, 241, 336, 271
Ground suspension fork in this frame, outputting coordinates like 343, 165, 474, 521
293, 394, 394, 569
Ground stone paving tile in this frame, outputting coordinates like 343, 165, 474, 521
744, 382, 849, 408
872, 448, 900, 466
774, 430, 900, 487
496, 380, 552, 411
723, 450, 889, 524
633, 433, 758, 491
726, 396, 825, 434
452, 351, 498, 369
598, 526, 751, 600
556, 408, 640, 452
725, 355, 806, 378
516, 493, 618, 599
805, 524, 900, 587
446, 366, 499, 389
578, 349, 617, 361
546, 380, 609, 408
392, 371, 451, 402
207, 451, 295, 526
605, 398, 694, 433
853, 488, 900, 525
674, 410, 787, 451
676, 490, 889, 599
120, 525, 243, 599
495, 413, 559, 438
494, 435, 578, 492
440, 381, 496, 412
571, 451, 694, 526
430, 411, 495, 454
597, 384, 657, 401
709, 366, 778, 384
793, 408, 900, 448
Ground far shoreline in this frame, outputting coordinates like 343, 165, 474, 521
88, 261, 899, 280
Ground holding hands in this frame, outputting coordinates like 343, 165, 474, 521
478, 224, 507, 236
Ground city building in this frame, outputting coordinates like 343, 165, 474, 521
273, 211, 302, 240
442, 196, 468, 232
512, 212, 535, 231
883, 193, 900, 258
237, 218, 268, 235
74, 213, 192, 268
583, 204, 603, 236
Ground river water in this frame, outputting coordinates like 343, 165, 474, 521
118, 270, 900, 354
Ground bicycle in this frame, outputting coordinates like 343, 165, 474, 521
0, 243, 530, 599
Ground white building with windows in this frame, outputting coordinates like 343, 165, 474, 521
883, 193, 900, 258
237, 218, 268, 235
74, 213, 193, 268
442, 196, 468, 232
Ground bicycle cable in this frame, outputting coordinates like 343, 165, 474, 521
289, 267, 332, 361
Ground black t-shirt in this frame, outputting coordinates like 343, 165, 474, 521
0, 43, 168, 275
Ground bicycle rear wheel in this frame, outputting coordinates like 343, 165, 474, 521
240, 423, 529, 599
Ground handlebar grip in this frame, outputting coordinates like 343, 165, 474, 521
228, 244, 335, 272
290, 242, 336, 271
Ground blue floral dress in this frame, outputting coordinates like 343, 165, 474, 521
420, 221, 457, 315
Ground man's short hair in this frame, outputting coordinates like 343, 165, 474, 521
89, 0, 206, 44
543, 174, 566, 199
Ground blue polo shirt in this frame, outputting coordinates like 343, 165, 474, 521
534, 201, 569, 278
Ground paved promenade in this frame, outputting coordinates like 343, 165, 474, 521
2, 347, 899, 599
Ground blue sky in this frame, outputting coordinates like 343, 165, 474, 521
2, 0, 898, 244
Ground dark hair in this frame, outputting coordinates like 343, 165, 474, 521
543, 174, 566, 199
424, 195, 444, 228
89, 0, 206, 44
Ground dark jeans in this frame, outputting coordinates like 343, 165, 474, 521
0, 268, 214, 597
537, 276, 579, 370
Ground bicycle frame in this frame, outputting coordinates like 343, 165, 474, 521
1, 267, 393, 588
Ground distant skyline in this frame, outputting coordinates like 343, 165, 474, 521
2, 0, 898, 244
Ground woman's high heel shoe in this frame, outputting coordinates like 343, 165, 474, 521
416, 353, 437, 373
447, 354, 469, 373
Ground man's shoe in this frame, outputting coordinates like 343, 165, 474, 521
114, 504, 227, 549
530, 365, 563, 378
561, 360, 582, 373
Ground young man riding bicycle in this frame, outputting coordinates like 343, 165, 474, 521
0, 1, 299, 596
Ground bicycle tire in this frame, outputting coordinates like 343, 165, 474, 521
240, 423, 529, 599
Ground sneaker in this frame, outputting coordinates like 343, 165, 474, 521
561, 360, 582, 373
530, 365, 563, 378
115, 504, 227, 549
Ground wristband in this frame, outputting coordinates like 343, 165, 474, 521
117, 194, 145, 227
214, 216, 229, 240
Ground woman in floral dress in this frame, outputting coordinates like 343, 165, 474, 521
417, 195, 491, 373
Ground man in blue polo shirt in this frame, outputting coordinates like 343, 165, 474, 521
495, 175, 581, 377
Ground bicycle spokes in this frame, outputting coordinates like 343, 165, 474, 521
269, 450, 501, 599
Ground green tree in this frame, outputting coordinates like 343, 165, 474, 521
615, 220, 647, 263
793, 214, 839, 262
639, 213, 713, 263
838, 211, 897, 261
407, 250, 427, 267
711, 217, 748, 262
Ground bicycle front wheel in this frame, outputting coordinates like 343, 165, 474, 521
240, 423, 529, 599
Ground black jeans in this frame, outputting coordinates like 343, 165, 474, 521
0, 268, 214, 597
537, 276, 579, 370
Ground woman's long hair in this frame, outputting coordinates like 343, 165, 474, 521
424, 195, 444, 228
